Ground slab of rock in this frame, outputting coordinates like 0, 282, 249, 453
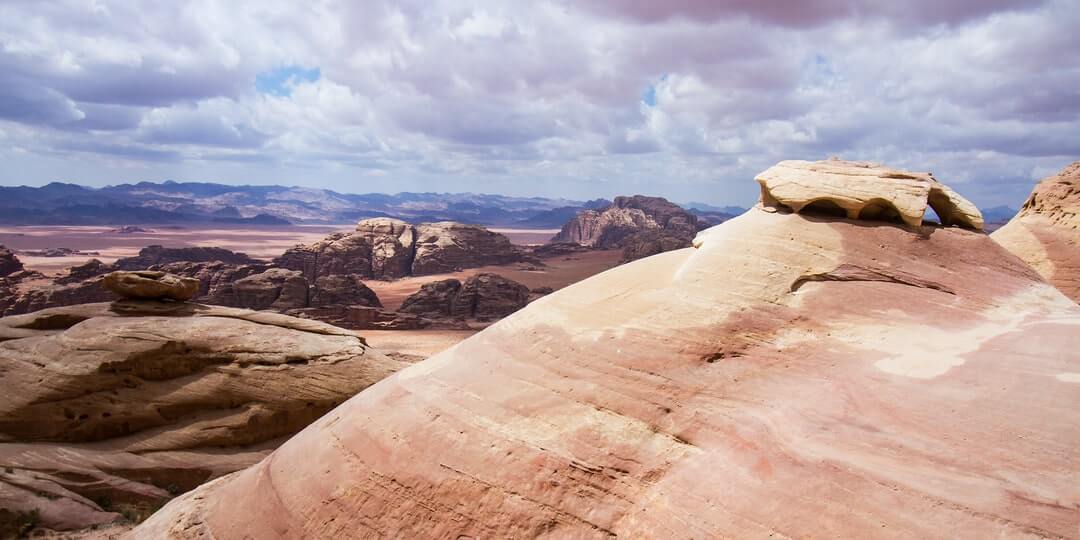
992, 161, 1080, 302
0, 301, 406, 531
0, 246, 22, 277
137, 161, 1079, 539
400, 273, 530, 320
756, 158, 984, 229
103, 271, 200, 301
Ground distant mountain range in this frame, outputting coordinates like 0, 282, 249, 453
0, 180, 1012, 228
0, 181, 615, 227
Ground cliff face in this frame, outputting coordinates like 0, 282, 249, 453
552, 195, 702, 262
136, 160, 1080, 538
0, 246, 22, 277
992, 161, 1080, 302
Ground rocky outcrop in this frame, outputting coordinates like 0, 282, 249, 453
278, 218, 525, 280
400, 273, 530, 320
114, 245, 259, 270
0, 298, 405, 532
992, 161, 1080, 302
55, 259, 113, 285
551, 195, 702, 262
756, 158, 984, 229
1, 278, 116, 317
553, 195, 700, 249
102, 271, 200, 301
0, 246, 22, 277
209, 268, 309, 311
138, 161, 1080, 539
310, 274, 382, 308
411, 222, 523, 275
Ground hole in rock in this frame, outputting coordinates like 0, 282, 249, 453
800, 199, 847, 218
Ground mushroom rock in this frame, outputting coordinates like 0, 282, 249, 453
0, 301, 404, 531
135, 162, 1079, 538
756, 158, 984, 230
992, 161, 1080, 302
102, 271, 200, 301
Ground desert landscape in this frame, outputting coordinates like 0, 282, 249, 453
2, 1, 1078, 538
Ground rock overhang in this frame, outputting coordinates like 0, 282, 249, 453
754, 158, 984, 231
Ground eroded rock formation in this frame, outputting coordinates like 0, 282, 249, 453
992, 161, 1080, 302
0, 298, 405, 531
756, 158, 984, 229
278, 218, 524, 281
399, 273, 530, 320
102, 271, 200, 301
137, 161, 1079, 538
552, 195, 702, 262
114, 245, 259, 270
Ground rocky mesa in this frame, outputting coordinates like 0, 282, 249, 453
136, 160, 1080, 538
992, 161, 1080, 303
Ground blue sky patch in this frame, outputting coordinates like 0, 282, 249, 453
255, 66, 320, 96
641, 74, 667, 107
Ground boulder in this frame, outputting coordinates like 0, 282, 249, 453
138, 161, 1080, 539
0, 246, 22, 277
102, 271, 200, 301
992, 161, 1080, 302
0, 301, 405, 531
755, 158, 984, 229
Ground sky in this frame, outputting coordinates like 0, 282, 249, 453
0, 0, 1078, 208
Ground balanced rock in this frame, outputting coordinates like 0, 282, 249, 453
102, 271, 200, 301
0, 246, 23, 277
138, 161, 1079, 538
992, 161, 1080, 302
0, 301, 405, 531
756, 158, 984, 229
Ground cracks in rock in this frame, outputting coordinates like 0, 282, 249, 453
790, 264, 955, 295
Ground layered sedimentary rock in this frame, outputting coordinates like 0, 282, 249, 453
992, 161, 1080, 302
0, 247, 23, 277
0, 298, 404, 531
138, 162, 1080, 538
756, 158, 984, 229
399, 273, 530, 320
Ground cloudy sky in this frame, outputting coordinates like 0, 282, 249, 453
0, 0, 1077, 208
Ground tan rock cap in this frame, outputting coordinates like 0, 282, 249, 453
756, 158, 984, 230
102, 270, 200, 301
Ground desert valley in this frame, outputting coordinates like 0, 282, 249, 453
2, 1, 1079, 538
0, 159, 1078, 538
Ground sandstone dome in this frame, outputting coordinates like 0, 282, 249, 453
136, 160, 1080, 538
992, 161, 1080, 303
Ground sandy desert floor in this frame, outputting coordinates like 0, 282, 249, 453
0, 225, 562, 275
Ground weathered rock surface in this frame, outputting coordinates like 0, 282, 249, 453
1, 277, 116, 317
0, 300, 405, 531
552, 195, 701, 250
0, 246, 22, 277
399, 273, 530, 320
138, 163, 1080, 539
102, 271, 200, 301
992, 161, 1080, 302
756, 158, 984, 229
55, 259, 113, 285
618, 229, 696, 263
